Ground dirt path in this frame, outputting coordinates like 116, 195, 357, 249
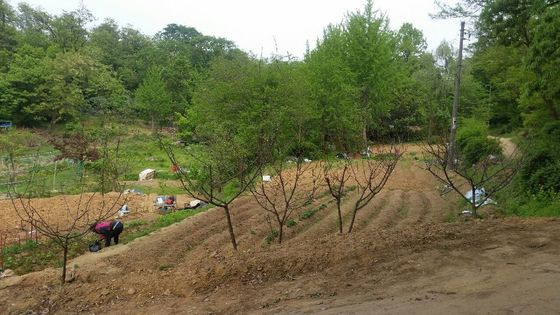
489, 136, 517, 157
273, 219, 560, 315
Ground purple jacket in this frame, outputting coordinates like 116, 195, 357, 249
94, 221, 114, 239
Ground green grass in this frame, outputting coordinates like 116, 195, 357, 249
0, 127, 196, 197
0, 160, 88, 196
126, 219, 148, 228
122, 206, 208, 243
398, 204, 408, 218
444, 210, 457, 223
126, 181, 186, 196
265, 229, 279, 244
398, 154, 414, 171
119, 134, 193, 181
300, 203, 327, 220
1, 238, 92, 274
502, 190, 560, 217
158, 263, 173, 271
2, 239, 39, 256
300, 210, 315, 219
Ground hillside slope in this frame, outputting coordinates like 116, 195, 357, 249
1, 157, 559, 314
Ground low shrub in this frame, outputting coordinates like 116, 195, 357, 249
286, 219, 297, 227
456, 119, 502, 165
519, 123, 560, 194
265, 229, 279, 244
300, 203, 327, 220
503, 189, 560, 217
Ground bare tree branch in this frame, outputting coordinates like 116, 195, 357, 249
251, 159, 322, 243
423, 137, 522, 218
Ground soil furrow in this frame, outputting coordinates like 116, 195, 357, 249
365, 189, 404, 230
351, 191, 389, 232
395, 190, 426, 228
288, 194, 362, 242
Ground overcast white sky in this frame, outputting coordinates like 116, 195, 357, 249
14, 0, 461, 58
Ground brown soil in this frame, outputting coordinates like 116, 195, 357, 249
0, 191, 194, 244
1, 152, 559, 314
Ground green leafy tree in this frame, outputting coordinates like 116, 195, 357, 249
396, 23, 427, 66
306, 25, 361, 151
0, 0, 17, 71
378, 24, 429, 140
472, 45, 526, 131
307, 0, 402, 146
134, 66, 174, 130
14, 3, 52, 49
0, 44, 48, 125
527, 4, 560, 122
424, 135, 520, 218
89, 21, 155, 91
30, 51, 126, 125
412, 52, 451, 140
89, 19, 123, 71
344, 0, 398, 142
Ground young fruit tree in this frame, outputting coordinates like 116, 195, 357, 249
423, 137, 521, 218
346, 147, 402, 233
324, 145, 402, 234
323, 160, 352, 234
7, 126, 126, 285
161, 136, 263, 251
251, 159, 321, 244
9, 190, 124, 284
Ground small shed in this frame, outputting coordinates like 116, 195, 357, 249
139, 169, 155, 181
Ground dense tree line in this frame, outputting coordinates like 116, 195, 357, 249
0, 1, 238, 126
0, 1, 483, 147
2, 0, 558, 203
435, 0, 560, 202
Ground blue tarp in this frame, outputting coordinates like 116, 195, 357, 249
464, 187, 497, 207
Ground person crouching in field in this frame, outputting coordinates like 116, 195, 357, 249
90, 221, 124, 247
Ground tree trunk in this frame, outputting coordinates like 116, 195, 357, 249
362, 122, 368, 146
471, 203, 478, 219
361, 89, 370, 145
347, 204, 359, 233
61, 244, 68, 285
278, 223, 284, 244
223, 205, 237, 250
428, 108, 434, 143
336, 199, 343, 234
471, 187, 478, 218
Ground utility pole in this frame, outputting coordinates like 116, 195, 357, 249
448, 21, 465, 169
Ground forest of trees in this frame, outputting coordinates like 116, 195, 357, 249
1, 0, 559, 211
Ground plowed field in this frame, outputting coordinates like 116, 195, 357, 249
1, 150, 559, 314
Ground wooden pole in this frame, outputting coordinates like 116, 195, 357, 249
448, 21, 466, 169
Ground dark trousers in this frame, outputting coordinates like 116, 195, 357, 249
104, 223, 124, 247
